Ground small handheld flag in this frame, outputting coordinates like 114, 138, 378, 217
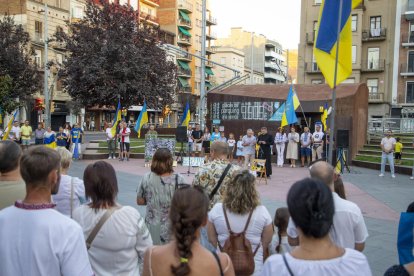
281, 86, 299, 127
321, 103, 329, 130
110, 99, 122, 138
134, 101, 149, 138
180, 101, 190, 127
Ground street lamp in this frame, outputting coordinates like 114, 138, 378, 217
38, 4, 50, 127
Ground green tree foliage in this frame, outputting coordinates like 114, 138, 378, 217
56, 0, 177, 109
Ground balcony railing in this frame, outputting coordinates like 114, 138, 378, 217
177, 52, 192, 61
206, 15, 217, 25
140, 12, 159, 24
178, 0, 193, 13
206, 47, 216, 54
306, 32, 315, 45
369, 92, 384, 103
177, 68, 192, 77
178, 18, 192, 28
141, 0, 160, 6
33, 33, 44, 44
205, 60, 215, 68
206, 32, 217, 40
400, 63, 414, 76
362, 28, 387, 41
177, 35, 192, 45
401, 33, 414, 47
178, 85, 192, 93
361, 59, 385, 72
305, 62, 321, 73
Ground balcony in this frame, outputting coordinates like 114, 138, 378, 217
306, 32, 315, 45
404, 0, 414, 20
369, 92, 385, 103
178, 0, 193, 13
361, 59, 385, 72
362, 28, 387, 42
205, 60, 215, 68
264, 71, 286, 82
206, 32, 217, 40
305, 62, 321, 74
264, 50, 286, 62
141, 0, 160, 7
177, 35, 192, 46
50, 41, 66, 50
206, 15, 217, 25
400, 64, 414, 77
32, 33, 44, 45
178, 18, 192, 29
177, 68, 192, 77
206, 47, 216, 55
178, 85, 192, 93
140, 12, 159, 25
401, 34, 414, 47
177, 52, 192, 62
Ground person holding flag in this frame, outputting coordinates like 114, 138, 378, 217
43, 126, 56, 149
134, 101, 148, 138
70, 123, 83, 160
2, 110, 19, 142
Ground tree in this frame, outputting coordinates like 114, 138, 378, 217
56, 1, 177, 110
0, 16, 41, 113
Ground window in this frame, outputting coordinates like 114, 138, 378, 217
367, 79, 378, 93
408, 51, 414, 72
351, 15, 357, 32
409, 22, 414, 43
312, 79, 323, 84
367, 48, 380, 69
35, 21, 42, 40
370, 16, 381, 30
352, 45, 357, 64
314, 0, 322, 4
34, 49, 42, 67
73, 6, 84, 18
342, 78, 355, 83
407, 82, 414, 103
55, 0, 61, 8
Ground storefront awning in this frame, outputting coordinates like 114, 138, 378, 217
178, 26, 192, 37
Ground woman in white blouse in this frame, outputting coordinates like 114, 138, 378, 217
208, 170, 273, 276
73, 161, 153, 276
274, 127, 287, 168
262, 178, 372, 276
286, 127, 300, 168
52, 147, 86, 217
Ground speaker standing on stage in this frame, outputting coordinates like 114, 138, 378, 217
257, 127, 274, 178
312, 124, 324, 161
191, 123, 203, 154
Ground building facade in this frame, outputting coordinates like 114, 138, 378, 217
298, 0, 397, 118
210, 47, 244, 85
215, 27, 287, 84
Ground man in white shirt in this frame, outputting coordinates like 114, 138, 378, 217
106, 122, 116, 159
287, 161, 368, 252
119, 121, 131, 161
7, 121, 21, 143
380, 130, 396, 178
242, 129, 257, 168
0, 146, 93, 275
311, 124, 324, 161
300, 127, 312, 167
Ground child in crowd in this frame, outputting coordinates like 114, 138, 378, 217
236, 135, 244, 166
270, 207, 293, 255
219, 132, 227, 143
227, 133, 236, 162
395, 137, 403, 165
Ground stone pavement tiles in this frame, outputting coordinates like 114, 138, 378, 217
69, 160, 412, 276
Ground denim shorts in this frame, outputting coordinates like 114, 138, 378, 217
300, 147, 311, 157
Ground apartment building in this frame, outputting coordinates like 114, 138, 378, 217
298, 0, 396, 118
210, 47, 244, 85
0, 0, 72, 129
215, 27, 287, 84
139, 0, 159, 26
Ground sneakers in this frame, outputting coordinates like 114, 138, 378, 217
391, 174, 396, 178
410, 176, 414, 180
108, 156, 112, 159
379, 174, 384, 177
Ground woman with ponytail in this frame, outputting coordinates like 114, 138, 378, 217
262, 178, 372, 276
142, 186, 235, 276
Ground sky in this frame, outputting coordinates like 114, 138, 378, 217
209, 0, 301, 50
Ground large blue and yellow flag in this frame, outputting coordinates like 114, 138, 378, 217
321, 102, 329, 130
134, 101, 149, 138
269, 103, 285, 122
110, 99, 122, 137
281, 86, 299, 127
180, 101, 190, 127
2, 110, 19, 141
314, 0, 361, 88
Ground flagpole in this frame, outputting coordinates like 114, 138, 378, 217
299, 104, 309, 128
328, 0, 343, 165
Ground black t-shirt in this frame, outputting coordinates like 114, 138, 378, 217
192, 130, 203, 141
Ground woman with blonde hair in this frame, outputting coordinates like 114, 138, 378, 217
208, 170, 273, 276
137, 148, 187, 244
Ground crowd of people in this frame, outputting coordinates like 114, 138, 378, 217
7, 136, 409, 276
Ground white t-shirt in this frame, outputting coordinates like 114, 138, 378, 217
208, 203, 272, 276
119, 127, 131, 143
52, 175, 86, 217
106, 127, 114, 140
227, 139, 236, 147
73, 205, 153, 276
300, 132, 312, 148
261, 248, 372, 276
9, 126, 21, 139
0, 206, 93, 275
269, 234, 294, 255
381, 137, 396, 152
287, 193, 369, 249
312, 131, 324, 144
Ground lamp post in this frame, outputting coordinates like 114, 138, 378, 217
39, 4, 50, 127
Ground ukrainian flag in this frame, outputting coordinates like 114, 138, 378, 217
314, 0, 361, 88
281, 86, 299, 127
134, 101, 148, 138
180, 101, 190, 127
321, 102, 329, 130
110, 99, 122, 137
2, 110, 19, 141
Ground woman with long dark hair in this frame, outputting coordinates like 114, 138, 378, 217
142, 186, 235, 276
262, 178, 372, 276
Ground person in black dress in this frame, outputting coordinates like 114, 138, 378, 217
257, 127, 274, 177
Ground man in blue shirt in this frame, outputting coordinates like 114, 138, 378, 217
56, 127, 68, 148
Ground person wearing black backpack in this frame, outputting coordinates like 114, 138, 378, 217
207, 170, 273, 276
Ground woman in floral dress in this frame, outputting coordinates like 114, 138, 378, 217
137, 148, 187, 245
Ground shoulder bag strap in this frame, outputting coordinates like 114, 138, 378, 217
86, 206, 121, 250
222, 204, 233, 234
211, 251, 224, 276
174, 174, 179, 191
283, 254, 294, 276
209, 164, 232, 200
70, 177, 74, 218
242, 209, 254, 233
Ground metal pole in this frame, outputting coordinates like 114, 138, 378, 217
328, 0, 343, 164
286, 49, 289, 83
43, 3, 50, 127
199, 0, 207, 128
250, 32, 254, 84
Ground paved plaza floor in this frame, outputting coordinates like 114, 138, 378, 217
69, 157, 413, 276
